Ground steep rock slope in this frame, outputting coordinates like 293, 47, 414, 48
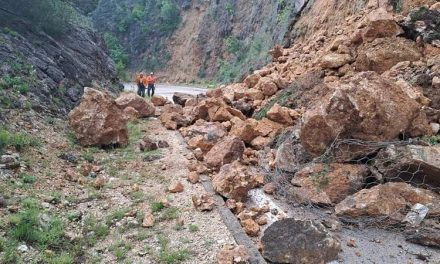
163, 0, 306, 83
92, 0, 306, 83
0, 2, 119, 116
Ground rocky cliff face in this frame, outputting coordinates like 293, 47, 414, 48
0, 14, 119, 117
92, 0, 306, 83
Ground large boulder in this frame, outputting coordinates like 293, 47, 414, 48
115, 92, 155, 117
266, 104, 294, 125
291, 163, 370, 205
160, 111, 192, 130
68, 88, 128, 147
244, 73, 261, 88
173, 92, 196, 106
150, 95, 168, 106
229, 117, 260, 144
192, 98, 245, 122
256, 77, 278, 96
375, 145, 440, 188
354, 37, 422, 73
261, 219, 341, 264
160, 104, 192, 130
255, 118, 285, 138
180, 121, 227, 139
335, 182, 440, 222
212, 161, 263, 201
362, 8, 403, 42
300, 72, 431, 156
275, 136, 313, 173
205, 136, 245, 169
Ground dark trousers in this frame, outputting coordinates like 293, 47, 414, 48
137, 84, 146, 97
147, 84, 155, 97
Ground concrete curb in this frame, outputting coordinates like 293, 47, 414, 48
200, 175, 267, 264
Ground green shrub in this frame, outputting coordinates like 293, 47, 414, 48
0, 129, 39, 153
109, 240, 132, 261
2, 27, 18, 36
8, 199, 65, 250
151, 202, 165, 213
158, 236, 190, 263
188, 224, 199, 233
104, 33, 128, 80
159, 0, 181, 32
224, 36, 241, 54
224, 2, 234, 16
1, 0, 76, 37
20, 173, 36, 184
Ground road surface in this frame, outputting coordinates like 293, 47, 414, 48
124, 83, 206, 101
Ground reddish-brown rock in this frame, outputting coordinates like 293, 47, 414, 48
256, 77, 278, 96
206, 88, 224, 98
362, 8, 403, 42
335, 182, 440, 222
192, 193, 215, 211
266, 104, 294, 125
115, 92, 155, 117
240, 218, 260, 236
300, 72, 431, 156
263, 183, 276, 194
212, 161, 262, 201
244, 73, 261, 88
205, 136, 245, 169
217, 245, 249, 264
187, 171, 199, 184
355, 37, 422, 73
137, 136, 158, 152
173, 92, 196, 106
151, 95, 168, 106
250, 136, 271, 150
122, 106, 139, 122
291, 163, 370, 205
230, 118, 260, 144
168, 182, 184, 193
68, 88, 129, 147
255, 118, 285, 138
187, 135, 214, 152
142, 211, 154, 228
320, 53, 353, 69
160, 111, 192, 130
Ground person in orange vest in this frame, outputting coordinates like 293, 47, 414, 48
146, 72, 157, 97
135, 72, 146, 97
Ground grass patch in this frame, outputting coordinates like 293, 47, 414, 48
106, 208, 129, 225
130, 191, 144, 203
151, 202, 165, 213
254, 89, 293, 120
158, 207, 179, 221
109, 240, 132, 261
135, 230, 152, 241
188, 224, 199, 233
7, 198, 65, 250
83, 216, 110, 246
19, 173, 36, 184
0, 129, 39, 153
158, 236, 190, 264
422, 135, 440, 146
66, 131, 77, 148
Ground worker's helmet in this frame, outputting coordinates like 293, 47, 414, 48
150, 72, 154, 75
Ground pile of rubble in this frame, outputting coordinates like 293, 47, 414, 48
156, 4, 440, 263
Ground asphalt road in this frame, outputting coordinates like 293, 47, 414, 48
123, 83, 206, 101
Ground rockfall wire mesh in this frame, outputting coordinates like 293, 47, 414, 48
263, 131, 440, 229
